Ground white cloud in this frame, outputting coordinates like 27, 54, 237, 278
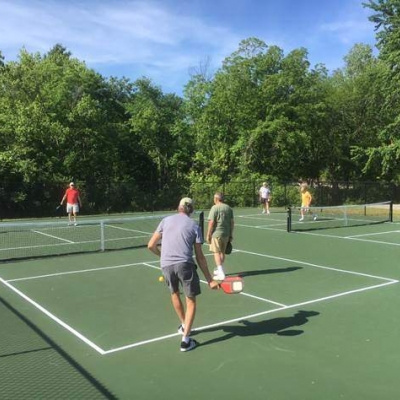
0, 0, 239, 65
0, 0, 377, 93
319, 19, 374, 45
0, 0, 242, 92
0, 0, 240, 92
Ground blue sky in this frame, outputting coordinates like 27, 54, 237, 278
0, 0, 377, 95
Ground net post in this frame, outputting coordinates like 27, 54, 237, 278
100, 221, 105, 252
199, 211, 205, 241
287, 207, 291, 232
390, 201, 393, 222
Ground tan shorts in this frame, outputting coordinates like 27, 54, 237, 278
209, 236, 230, 253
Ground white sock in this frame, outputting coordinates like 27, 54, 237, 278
182, 336, 189, 343
217, 265, 224, 272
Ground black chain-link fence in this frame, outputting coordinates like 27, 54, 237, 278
1, 180, 399, 219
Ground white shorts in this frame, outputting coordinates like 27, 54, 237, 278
66, 203, 79, 213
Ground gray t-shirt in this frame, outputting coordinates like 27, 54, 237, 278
156, 213, 203, 268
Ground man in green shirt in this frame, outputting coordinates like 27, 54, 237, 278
206, 192, 234, 281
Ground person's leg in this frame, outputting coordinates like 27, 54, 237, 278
178, 264, 201, 352
212, 239, 226, 280
72, 204, 79, 225
213, 252, 225, 280
171, 291, 185, 324
183, 296, 196, 336
213, 251, 224, 268
66, 204, 72, 224
180, 295, 198, 352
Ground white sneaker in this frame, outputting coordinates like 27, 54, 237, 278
267, 210, 270, 215
299, 217, 304, 222
178, 324, 191, 335
313, 215, 317, 221
213, 270, 226, 281
262, 210, 265, 214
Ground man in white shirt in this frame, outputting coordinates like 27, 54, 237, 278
259, 182, 271, 214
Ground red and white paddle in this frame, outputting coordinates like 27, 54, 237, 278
219, 276, 244, 294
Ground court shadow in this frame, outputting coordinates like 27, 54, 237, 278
198, 310, 320, 347
232, 266, 302, 278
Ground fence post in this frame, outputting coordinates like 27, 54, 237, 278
253, 180, 256, 207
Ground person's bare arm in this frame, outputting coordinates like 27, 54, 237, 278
194, 243, 218, 289
206, 220, 215, 244
148, 232, 162, 257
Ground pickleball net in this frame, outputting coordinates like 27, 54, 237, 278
0, 212, 206, 261
0, 214, 174, 261
287, 201, 393, 232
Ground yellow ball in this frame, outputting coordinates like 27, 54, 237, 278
158, 276, 164, 282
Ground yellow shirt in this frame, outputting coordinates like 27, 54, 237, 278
301, 191, 312, 207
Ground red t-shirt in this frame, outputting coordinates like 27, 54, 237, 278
65, 188, 80, 204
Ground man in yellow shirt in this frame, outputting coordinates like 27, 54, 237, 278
299, 183, 315, 221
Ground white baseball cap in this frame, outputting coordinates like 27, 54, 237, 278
179, 197, 193, 207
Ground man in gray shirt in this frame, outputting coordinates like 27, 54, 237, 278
206, 192, 234, 281
148, 197, 218, 352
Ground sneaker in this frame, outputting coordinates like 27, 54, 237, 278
74, 223, 78, 226
177, 324, 192, 335
213, 270, 226, 281
267, 210, 270, 215
262, 210, 265, 214
313, 215, 317, 221
180, 338, 198, 352
299, 217, 304, 222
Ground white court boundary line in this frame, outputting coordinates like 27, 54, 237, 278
287, 226, 400, 246
345, 229, 400, 238
236, 214, 400, 246
0, 250, 398, 356
103, 280, 397, 355
0, 276, 106, 355
32, 230, 75, 243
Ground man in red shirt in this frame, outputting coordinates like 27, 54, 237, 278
60, 182, 82, 225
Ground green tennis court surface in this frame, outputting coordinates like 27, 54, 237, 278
1, 208, 400, 399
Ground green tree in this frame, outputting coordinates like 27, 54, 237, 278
360, 0, 400, 180
126, 78, 190, 191
0, 45, 143, 214
324, 44, 388, 181
186, 38, 333, 183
